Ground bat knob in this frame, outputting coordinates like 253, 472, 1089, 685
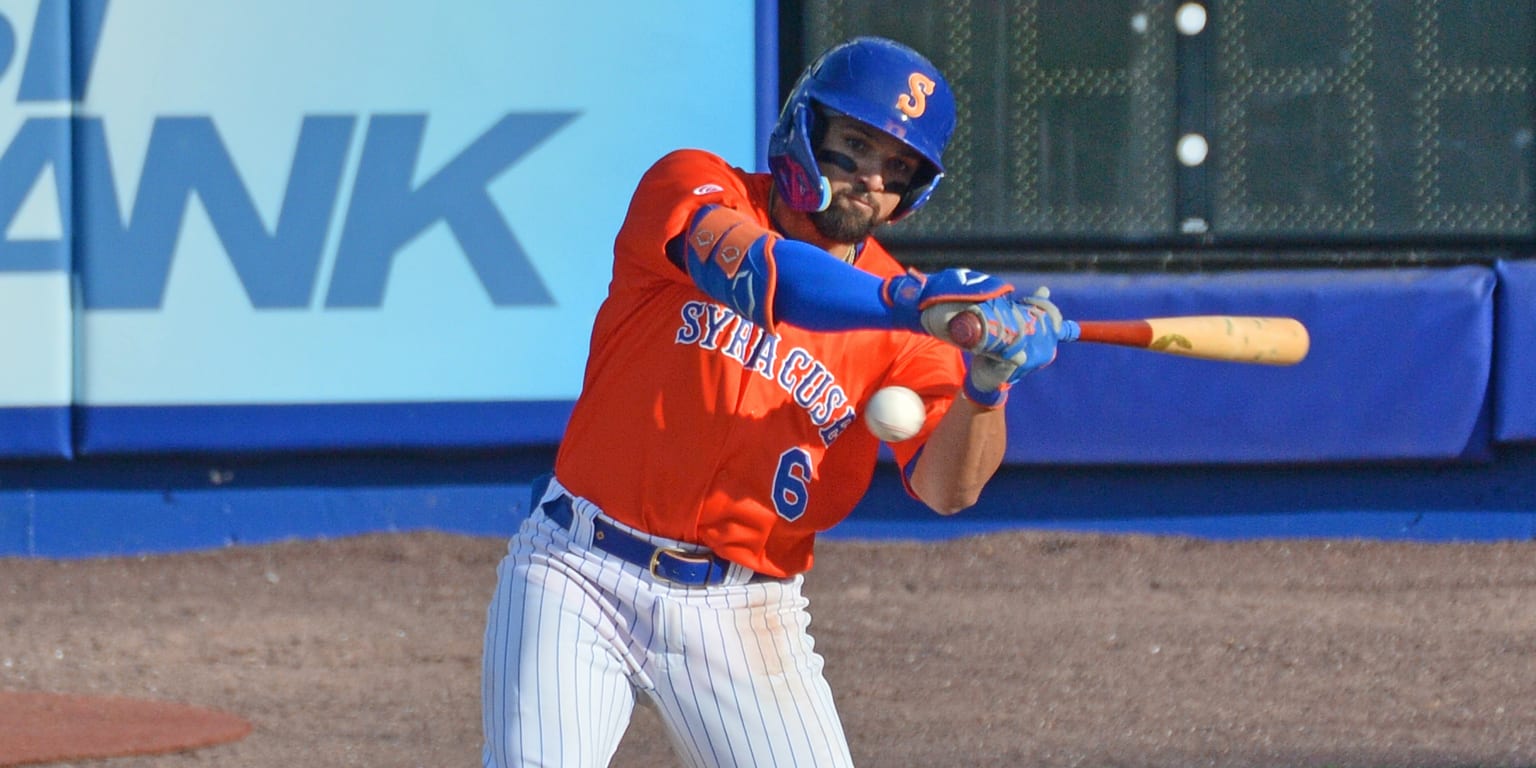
946, 310, 984, 349
1060, 319, 1081, 343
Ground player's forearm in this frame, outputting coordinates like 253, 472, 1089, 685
908, 395, 1008, 515
770, 238, 894, 330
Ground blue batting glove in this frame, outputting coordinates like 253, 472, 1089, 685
962, 287, 1070, 408
880, 268, 1015, 337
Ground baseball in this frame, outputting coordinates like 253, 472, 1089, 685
864, 386, 926, 443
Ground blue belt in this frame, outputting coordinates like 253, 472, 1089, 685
541, 494, 774, 586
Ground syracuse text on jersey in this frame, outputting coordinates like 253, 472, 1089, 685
676, 300, 859, 447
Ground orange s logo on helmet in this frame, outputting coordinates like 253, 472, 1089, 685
896, 72, 936, 118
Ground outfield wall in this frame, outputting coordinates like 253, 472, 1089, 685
2, 1, 1534, 556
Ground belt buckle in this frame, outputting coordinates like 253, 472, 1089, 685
648, 546, 715, 585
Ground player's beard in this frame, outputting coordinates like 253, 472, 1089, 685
809, 188, 882, 244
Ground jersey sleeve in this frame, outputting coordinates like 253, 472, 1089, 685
612, 149, 765, 286
883, 338, 967, 473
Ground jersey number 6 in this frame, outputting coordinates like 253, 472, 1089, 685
773, 448, 813, 521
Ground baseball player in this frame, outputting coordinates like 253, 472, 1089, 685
482, 36, 1068, 767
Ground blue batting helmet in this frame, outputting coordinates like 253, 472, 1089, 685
769, 36, 956, 221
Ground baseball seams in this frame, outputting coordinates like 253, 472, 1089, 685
481, 480, 855, 767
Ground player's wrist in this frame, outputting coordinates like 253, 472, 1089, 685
961, 377, 1008, 409
879, 273, 927, 332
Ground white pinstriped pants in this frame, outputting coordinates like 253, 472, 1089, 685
481, 484, 854, 768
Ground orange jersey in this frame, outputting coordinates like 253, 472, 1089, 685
555, 149, 965, 577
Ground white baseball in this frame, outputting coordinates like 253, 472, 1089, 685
864, 386, 926, 443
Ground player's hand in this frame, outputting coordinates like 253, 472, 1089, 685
963, 287, 1074, 408
880, 268, 1015, 341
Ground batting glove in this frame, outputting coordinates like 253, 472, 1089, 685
880, 267, 1016, 343
962, 287, 1078, 408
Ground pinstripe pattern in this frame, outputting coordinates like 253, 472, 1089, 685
482, 481, 854, 767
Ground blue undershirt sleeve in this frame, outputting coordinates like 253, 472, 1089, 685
770, 238, 899, 331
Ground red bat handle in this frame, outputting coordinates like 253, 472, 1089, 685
1071, 320, 1153, 347
946, 314, 1155, 349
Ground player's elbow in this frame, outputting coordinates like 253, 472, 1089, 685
909, 460, 987, 515
918, 485, 981, 516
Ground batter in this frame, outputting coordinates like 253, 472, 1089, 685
482, 36, 1069, 767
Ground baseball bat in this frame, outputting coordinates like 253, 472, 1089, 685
948, 312, 1310, 366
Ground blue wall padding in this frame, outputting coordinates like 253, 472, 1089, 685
75, 401, 572, 456
994, 266, 1495, 464
1, 450, 554, 558
842, 458, 1536, 543
0, 408, 72, 459
1494, 259, 1536, 442
23, 483, 531, 557
10, 445, 1536, 558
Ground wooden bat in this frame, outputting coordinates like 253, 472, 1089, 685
947, 312, 1310, 366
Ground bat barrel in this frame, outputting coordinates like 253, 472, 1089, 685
1073, 316, 1309, 366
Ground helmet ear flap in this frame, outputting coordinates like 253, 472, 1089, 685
767, 101, 832, 212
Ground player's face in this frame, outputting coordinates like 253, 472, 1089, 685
809, 115, 922, 243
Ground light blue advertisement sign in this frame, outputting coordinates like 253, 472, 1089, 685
37, 0, 756, 410
0, 0, 762, 452
0, 0, 72, 456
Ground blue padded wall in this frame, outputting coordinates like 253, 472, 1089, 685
1494, 259, 1536, 442
996, 267, 1494, 464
